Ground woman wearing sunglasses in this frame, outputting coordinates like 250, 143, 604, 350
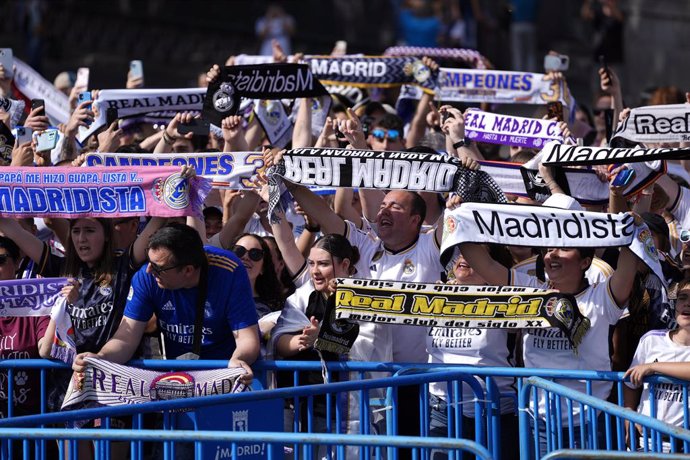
231, 233, 283, 319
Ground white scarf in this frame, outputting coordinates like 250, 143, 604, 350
611, 104, 690, 144
13, 58, 70, 124
76, 88, 206, 143
398, 68, 570, 105
441, 202, 666, 288
541, 140, 690, 166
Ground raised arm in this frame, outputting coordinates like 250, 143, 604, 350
216, 192, 261, 249
0, 218, 45, 264
458, 242, 510, 286
222, 115, 249, 152
609, 244, 640, 308
292, 98, 313, 148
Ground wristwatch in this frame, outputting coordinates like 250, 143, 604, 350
453, 139, 471, 149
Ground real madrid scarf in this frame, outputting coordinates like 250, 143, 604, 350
479, 158, 664, 205
465, 109, 572, 148
399, 68, 568, 105
62, 357, 247, 410
541, 140, 690, 166
0, 121, 13, 163
202, 63, 328, 126
76, 88, 206, 143
383, 46, 488, 69
440, 202, 667, 288
12, 58, 71, 124
334, 278, 589, 349
0, 96, 26, 128
266, 147, 507, 223
0, 277, 76, 364
254, 99, 293, 148
83, 151, 265, 189
304, 56, 438, 93
0, 166, 211, 218
520, 150, 665, 204
610, 104, 690, 145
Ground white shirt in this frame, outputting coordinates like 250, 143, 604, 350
427, 326, 516, 416
625, 330, 690, 428
512, 270, 625, 422
346, 220, 444, 363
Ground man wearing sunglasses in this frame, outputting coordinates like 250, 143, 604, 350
73, 223, 259, 384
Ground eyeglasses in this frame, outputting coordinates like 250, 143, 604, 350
149, 261, 182, 276
370, 128, 400, 142
593, 108, 610, 116
232, 246, 264, 262
0, 254, 10, 265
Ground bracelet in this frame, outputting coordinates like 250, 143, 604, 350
162, 131, 175, 145
304, 223, 321, 233
453, 139, 470, 149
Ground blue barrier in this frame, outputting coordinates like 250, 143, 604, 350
518, 376, 690, 459
542, 450, 690, 459
0, 360, 689, 459
0, 429, 494, 460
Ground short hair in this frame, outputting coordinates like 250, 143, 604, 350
203, 206, 223, 221
148, 223, 206, 268
0, 236, 20, 262
372, 113, 404, 133
408, 191, 427, 227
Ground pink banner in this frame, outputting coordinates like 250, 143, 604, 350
0, 166, 210, 218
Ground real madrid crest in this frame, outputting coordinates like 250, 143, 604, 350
403, 59, 431, 84
403, 258, 415, 275
213, 81, 237, 113
152, 173, 190, 210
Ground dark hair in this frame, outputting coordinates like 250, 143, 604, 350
313, 234, 360, 274
233, 233, 283, 308
372, 113, 404, 133
63, 218, 115, 287
263, 236, 296, 297
576, 247, 595, 269
148, 223, 206, 268
408, 191, 427, 227
0, 236, 20, 262
203, 206, 223, 220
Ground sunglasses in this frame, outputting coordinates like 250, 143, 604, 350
0, 254, 10, 265
593, 108, 610, 116
681, 230, 690, 244
371, 128, 400, 142
232, 245, 264, 262
149, 261, 182, 276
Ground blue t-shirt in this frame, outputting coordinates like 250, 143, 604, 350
124, 246, 258, 360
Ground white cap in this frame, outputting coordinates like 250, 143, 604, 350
542, 193, 584, 211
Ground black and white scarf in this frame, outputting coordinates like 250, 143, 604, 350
611, 104, 690, 145
267, 147, 507, 223
519, 150, 665, 203
203, 63, 328, 126
541, 140, 690, 166
441, 202, 666, 288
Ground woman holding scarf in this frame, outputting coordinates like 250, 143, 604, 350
453, 192, 639, 457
